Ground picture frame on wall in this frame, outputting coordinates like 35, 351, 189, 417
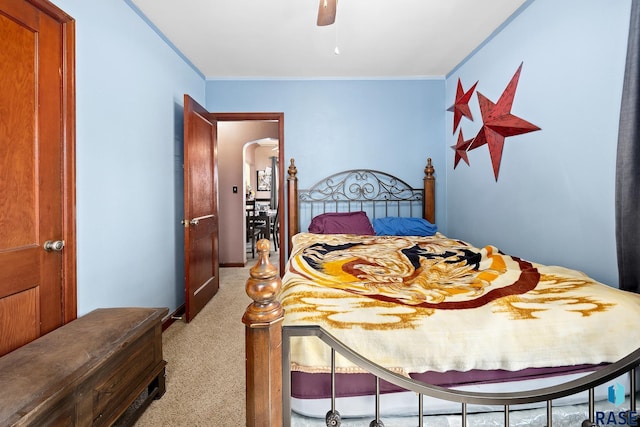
257, 169, 271, 191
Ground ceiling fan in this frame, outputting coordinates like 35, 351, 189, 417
317, 0, 337, 26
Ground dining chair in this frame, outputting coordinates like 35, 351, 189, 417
246, 214, 267, 258
269, 206, 279, 251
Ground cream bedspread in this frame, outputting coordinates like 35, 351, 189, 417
278, 232, 640, 375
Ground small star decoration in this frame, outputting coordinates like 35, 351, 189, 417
451, 130, 472, 168
447, 78, 478, 133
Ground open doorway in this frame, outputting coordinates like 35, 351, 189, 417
243, 138, 279, 260
213, 113, 284, 274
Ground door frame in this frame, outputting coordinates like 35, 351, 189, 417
212, 112, 285, 273
35, 0, 77, 323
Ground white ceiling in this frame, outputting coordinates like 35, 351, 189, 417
129, 0, 528, 79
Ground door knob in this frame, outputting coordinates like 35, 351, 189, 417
44, 240, 65, 252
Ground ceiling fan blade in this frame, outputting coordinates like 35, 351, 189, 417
317, 0, 336, 26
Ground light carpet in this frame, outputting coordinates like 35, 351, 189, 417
134, 253, 277, 427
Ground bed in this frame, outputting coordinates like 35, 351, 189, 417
243, 157, 640, 427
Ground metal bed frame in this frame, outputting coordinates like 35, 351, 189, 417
282, 325, 639, 427
243, 158, 639, 427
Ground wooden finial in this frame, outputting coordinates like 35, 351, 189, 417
242, 239, 283, 326
243, 238, 284, 426
424, 158, 435, 180
423, 157, 436, 225
288, 158, 298, 181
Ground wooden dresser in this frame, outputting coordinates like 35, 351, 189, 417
0, 307, 168, 426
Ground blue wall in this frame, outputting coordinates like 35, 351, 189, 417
51, 0, 205, 315
445, 0, 631, 286
45, 0, 631, 317
206, 79, 447, 228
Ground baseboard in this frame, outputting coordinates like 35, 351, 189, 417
221, 262, 245, 268
161, 304, 185, 331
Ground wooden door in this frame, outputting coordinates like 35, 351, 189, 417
0, 0, 76, 356
183, 95, 219, 322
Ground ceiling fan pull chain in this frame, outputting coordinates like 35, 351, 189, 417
334, 15, 340, 55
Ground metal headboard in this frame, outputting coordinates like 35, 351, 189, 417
297, 169, 423, 232
286, 158, 435, 254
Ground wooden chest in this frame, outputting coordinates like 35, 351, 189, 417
0, 307, 168, 426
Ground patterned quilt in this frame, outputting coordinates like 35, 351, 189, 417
278, 232, 640, 375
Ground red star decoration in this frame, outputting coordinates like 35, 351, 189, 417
467, 63, 540, 181
447, 78, 478, 133
451, 130, 473, 168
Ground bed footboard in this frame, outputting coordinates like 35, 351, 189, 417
243, 239, 284, 426
281, 325, 640, 427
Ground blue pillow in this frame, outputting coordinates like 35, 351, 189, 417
372, 217, 437, 236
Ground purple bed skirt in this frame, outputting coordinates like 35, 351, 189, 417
291, 364, 606, 399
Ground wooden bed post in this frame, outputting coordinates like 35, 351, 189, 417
242, 239, 284, 426
423, 158, 435, 224
287, 158, 298, 257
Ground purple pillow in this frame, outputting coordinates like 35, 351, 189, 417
308, 211, 375, 235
